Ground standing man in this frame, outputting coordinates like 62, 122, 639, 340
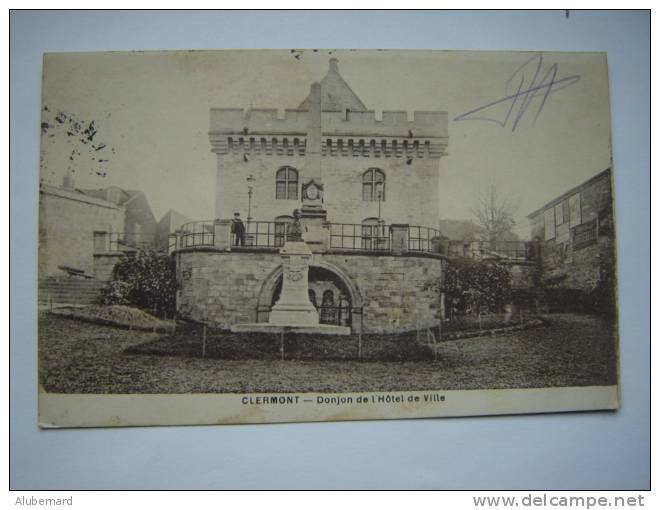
231, 212, 245, 246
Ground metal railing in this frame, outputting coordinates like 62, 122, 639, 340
408, 225, 441, 252
245, 221, 279, 248
179, 220, 215, 248
318, 305, 352, 326
455, 240, 535, 260
573, 219, 598, 250
329, 223, 391, 251
176, 220, 283, 249
171, 219, 537, 259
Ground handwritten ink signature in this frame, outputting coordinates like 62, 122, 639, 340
454, 54, 581, 132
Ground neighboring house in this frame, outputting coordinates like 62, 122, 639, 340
39, 175, 158, 284
156, 209, 192, 251
527, 168, 615, 296
79, 186, 158, 249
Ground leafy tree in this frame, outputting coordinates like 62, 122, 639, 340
100, 251, 177, 315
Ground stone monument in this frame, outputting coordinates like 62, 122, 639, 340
267, 238, 319, 326
299, 81, 329, 252
230, 79, 350, 335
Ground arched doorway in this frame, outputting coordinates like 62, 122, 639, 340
257, 262, 361, 330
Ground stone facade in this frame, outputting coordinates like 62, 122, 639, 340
39, 179, 159, 281
92, 252, 125, 281
175, 58, 449, 334
527, 168, 615, 293
176, 248, 445, 334
79, 186, 158, 247
212, 150, 443, 227
209, 59, 448, 227
39, 183, 125, 277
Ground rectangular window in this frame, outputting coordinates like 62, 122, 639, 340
287, 182, 297, 200
544, 208, 556, 240
554, 203, 564, 225
93, 231, 107, 252
363, 183, 372, 201
569, 193, 582, 228
276, 182, 286, 200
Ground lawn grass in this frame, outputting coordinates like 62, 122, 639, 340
38, 313, 618, 394
48, 304, 174, 332
126, 325, 435, 362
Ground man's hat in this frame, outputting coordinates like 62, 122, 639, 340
234, 212, 240, 216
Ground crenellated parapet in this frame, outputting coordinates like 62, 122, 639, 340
209, 108, 448, 158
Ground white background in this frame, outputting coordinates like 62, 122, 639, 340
9, 10, 650, 489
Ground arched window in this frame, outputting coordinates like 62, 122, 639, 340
362, 168, 385, 202
308, 289, 318, 308
274, 215, 294, 247
276, 167, 298, 200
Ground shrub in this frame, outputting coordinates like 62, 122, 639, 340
100, 251, 177, 315
442, 258, 512, 318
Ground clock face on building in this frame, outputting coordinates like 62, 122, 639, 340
306, 184, 319, 200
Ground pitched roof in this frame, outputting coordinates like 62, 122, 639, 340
158, 209, 192, 230
298, 58, 367, 112
78, 187, 140, 206
526, 168, 611, 219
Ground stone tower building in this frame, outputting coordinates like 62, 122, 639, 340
209, 58, 448, 227
174, 59, 450, 334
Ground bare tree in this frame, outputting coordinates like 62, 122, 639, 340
470, 181, 519, 248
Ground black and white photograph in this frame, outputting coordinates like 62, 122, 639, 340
37, 49, 619, 427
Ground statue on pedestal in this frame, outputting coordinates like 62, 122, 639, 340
286, 209, 304, 242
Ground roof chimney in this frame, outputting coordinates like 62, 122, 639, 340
329, 57, 339, 73
106, 186, 121, 204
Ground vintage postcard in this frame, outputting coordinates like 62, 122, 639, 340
37, 49, 618, 427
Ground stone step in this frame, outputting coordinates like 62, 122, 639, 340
38, 278, 105, 304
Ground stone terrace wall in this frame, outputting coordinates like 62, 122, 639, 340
541, 236, 614, 292
176, 249, 445, 334
177, 250, 281, 328
324, 252, 445, 333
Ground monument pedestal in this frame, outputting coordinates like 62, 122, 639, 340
267, 241, 319, 326
230, 240, 350, 336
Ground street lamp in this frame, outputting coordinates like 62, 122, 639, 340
246, 174, 255, 225
376, 185, 383, 220
375, 182, 385, 243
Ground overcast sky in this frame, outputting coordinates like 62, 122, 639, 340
40, 49, 612, 236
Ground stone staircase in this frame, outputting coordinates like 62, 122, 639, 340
38, 276, 106, 305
